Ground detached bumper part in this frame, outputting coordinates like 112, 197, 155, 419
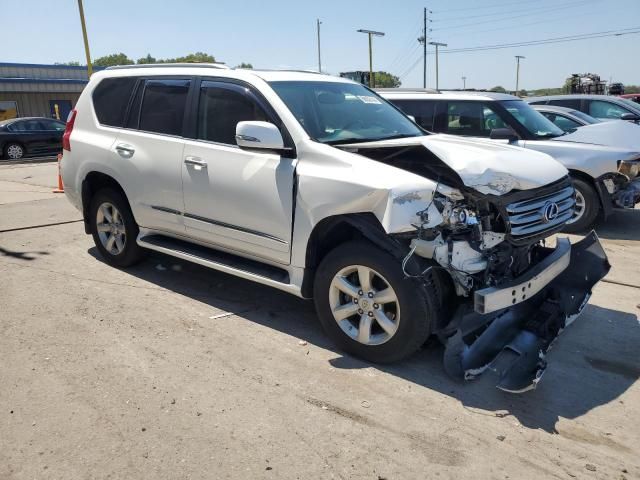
443, 231, 610, 393
613, 177, 640, 208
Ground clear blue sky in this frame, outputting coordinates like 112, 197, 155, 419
5, 0, 640, 89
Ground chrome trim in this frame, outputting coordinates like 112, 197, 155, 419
506, 185, 575, 239
183, 213, 289, 245
506, 186, 574, 214
184, 156, 207, 168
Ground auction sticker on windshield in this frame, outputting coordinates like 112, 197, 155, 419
358, 95, 382, 104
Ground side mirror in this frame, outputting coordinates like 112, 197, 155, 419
490, 127, 519, 142
620, 113, 640, 122
236, 121, 285, 150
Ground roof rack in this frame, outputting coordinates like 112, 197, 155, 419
375, 87, 440, 94
105, 63, 230, 70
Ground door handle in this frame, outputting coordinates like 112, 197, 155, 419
115, 143, 135, 158
184, 156, 207, 168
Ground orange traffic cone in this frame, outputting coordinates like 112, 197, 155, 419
53, 153, 64, 193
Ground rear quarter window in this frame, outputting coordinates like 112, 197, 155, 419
92, 77, 138, 127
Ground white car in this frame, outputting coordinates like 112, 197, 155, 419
60, 65, 609, 392
380, 89, 640, 232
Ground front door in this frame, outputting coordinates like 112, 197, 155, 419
182, 80, 296, 265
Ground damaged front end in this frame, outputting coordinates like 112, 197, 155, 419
404, 177, 610, 393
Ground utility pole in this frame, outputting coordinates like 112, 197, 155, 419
515, 55, 525, 96
417, 7, 428, 88
357, 29, 385, 87
462, 75, 466, 90
317, 19, 322, 72
77, 0, 93, 77
429, 41, 447, 90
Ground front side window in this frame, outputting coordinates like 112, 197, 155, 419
93, 77, 138, 127
197, 81, 268, 145
588, 100, 632, 119
269, 81, 423, 145
139, 79, 191, 136
443, 101, 507, 137
9, 120, 42, 132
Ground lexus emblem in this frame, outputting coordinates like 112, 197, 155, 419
542, 202, 560, 223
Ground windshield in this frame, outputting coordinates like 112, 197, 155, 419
499, 100, 565, 138
269, 81, 424, 144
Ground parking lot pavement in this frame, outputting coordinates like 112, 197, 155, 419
1, 162, 639, 479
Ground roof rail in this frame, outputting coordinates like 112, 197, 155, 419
375, 87, 440, 94
105, 63, 230, 70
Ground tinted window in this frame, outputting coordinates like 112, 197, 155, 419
543, 113, 581, 131
548, 98, 581, 109
139, 79, 190, 136
197, 82, 268, 144
9, 120, 43, 132
40, 119, 66, 131
444, 101, 507, 137
391, 99, 436, 130
93, 77, 137, 127
587, 100, 631, 119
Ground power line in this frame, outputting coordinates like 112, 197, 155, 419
432, 0, 553, 14
432, 0, 599, 32
433, 0, 597, 23
437, 27, 640, 54
386, 24, 424, 72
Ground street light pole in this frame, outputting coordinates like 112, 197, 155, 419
317, 19, 322, 72
462, 76, 466, 90
515, 55, 525, 95
77, 0, 93, 77
357, 29, 385, 87
429, 41, 447, 90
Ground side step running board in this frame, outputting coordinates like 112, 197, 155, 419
138, 234, 300, 295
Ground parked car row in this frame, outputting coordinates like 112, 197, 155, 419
379, 89, 640, 232
59, 64, 617, 393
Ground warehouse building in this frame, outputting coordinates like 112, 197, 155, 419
0, 62, 103, 121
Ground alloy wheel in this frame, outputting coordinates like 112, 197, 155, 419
96, 202, 126, 255
6, 144, 24, 159
566, 189, 585, 225
328, 265, 400, 346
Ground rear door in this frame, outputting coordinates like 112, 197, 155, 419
10, 119, 49, 155
114, 77, 191, 234
181, 79, 296, 264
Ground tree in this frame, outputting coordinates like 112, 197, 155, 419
518, 89, 527, 97
137, 54, 156, 64
93, 53, 134, 67
171, 52, 216, 63
55, 61, 80, 66
236, 62, 253, 69
374, 71, 401, 88
489, 86, 507, 93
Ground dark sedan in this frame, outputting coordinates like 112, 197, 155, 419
0, 117, 66, 160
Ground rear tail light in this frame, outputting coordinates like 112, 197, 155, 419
62, 109, 77, 151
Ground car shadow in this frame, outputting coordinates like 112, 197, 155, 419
89, 247, 639, 434
0, 245, 49, 261
594, 208, 640, 241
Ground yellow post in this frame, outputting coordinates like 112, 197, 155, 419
77, 0, 93, 77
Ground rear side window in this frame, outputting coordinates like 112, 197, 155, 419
548, 98, 581, 110
139, 79, 191, 136
197, 81, 268, 145
93, 77, 137, 127
391, 99, 436, 130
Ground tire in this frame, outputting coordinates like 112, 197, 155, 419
89, 188, 145, 267
313, 240, 437, 364
563, 177, 600, 233
4, 143, 25, 160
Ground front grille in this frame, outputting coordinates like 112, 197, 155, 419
505, 185, 575, 240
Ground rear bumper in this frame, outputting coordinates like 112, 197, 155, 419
443, 231, 610, 393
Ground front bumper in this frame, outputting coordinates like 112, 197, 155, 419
612, 177, 640, 209
442, 231, 610, 393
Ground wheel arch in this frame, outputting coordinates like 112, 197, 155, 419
300, 213, 407, 298
81, 171, 130, 234
567, 168, 606, 210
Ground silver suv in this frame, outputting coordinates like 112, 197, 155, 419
380, 89, 640, 232
60, 65, 609, 392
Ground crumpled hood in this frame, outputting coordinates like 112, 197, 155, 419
342, 134, 568, 195
552, 120, 640, 151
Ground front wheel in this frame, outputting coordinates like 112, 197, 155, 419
563, 177, 600, 233
313, 241, 437, 363
89, 189, 145, 267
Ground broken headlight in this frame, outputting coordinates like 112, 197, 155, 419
618, 158, 640, 179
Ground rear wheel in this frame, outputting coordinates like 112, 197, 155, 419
89, 189, 145, 267
4, 143, 24, 160
563, 177, 599, 233
313, 241, 436, 363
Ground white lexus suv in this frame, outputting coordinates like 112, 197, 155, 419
61, 64, 609, 392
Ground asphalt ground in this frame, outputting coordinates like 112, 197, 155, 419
1, 160, 638, 479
